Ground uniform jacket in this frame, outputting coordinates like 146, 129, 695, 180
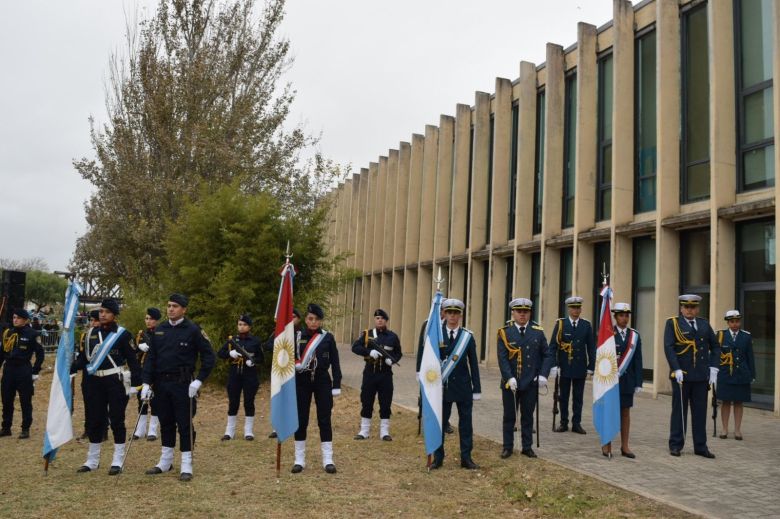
218, 333, 263, 376
296, 328, 342, 389
73, 323, 142, 386
496, 321, 553, 392
663, 315, 720, 382
352, 327, 402, 374
142, 318, 215, 384
439, 324, 481, 403
550, 318, 596, 378
716, 328, 755, 385
615, 327, 643, 394
0, 325, 44, 373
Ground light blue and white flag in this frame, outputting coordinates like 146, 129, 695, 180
419, 291, 444, 455
270, 261, 298, 442
42, 280, 83, 462
592, 284, 621, 447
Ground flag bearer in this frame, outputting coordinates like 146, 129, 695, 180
351, 308, 402, 441
133, 307, 161, 441
716, 310, 755, 441
0, 309, 44, 439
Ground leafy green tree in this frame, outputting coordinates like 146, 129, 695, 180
25, 271, 68, 312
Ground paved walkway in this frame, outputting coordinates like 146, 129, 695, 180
338, 347, 780, 519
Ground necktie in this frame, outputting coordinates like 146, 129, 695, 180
732, 331, 737, 341
449, 330, 455, 344
572, 320, 577, 331
689, 320, 697, 331
520, 326, 526, 337
620, 330, 626, 341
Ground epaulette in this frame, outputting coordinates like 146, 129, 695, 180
462, 327, 473, 334
741, 330, 751, 335
532, 325, 544, 331
502, 321, 513, 328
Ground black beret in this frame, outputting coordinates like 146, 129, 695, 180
292, 308, 301, 319
374, 308, 389, 320
13, 308, 30, 320
146, 307, 162, 320
169, 293, 189, 307
89, 310, 100, 320
238, 314, 253, 326
307, 303, 324, 320
101, 298, 120, 315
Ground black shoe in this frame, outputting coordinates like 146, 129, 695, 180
381, 435, 392, 441
18, 429, 30, 439
269, 431, 278, 439
108, 466, 122, 475
179, 472, 193, 481
353, 434, 367, 440
132, 435, 141, 441
555, 424, 568, 432
291, 464, 303, 474
76, 465, 93, 473
621, 450, 636, 459
460, 458, 479, 470
735, 434, 743, 441
245, 435, 254, 441
78, 432, 89, 441
221, 435, 232, 441
572, 424, 586, 434
500, 448, 513, 459
695, 450, 715, 459
445, 424, 454, 434
521, 449, 537, 458
324, 464, 337, 474
145, 466, 171, 475
430, 459, 443, 470
670, 449, 681, 457
0, 428, 11, 437
146, 435, 157, 441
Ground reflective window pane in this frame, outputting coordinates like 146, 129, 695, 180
635, 31, 657, 213
686, 162, 710, 200
739, 220, 776, 283
740, 0, 774, 88
744, 87, 774, 144
743, 145, 775, 190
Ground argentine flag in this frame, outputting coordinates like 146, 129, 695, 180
592, 285, 621, 447
270, 261, 298, 442
43, 280, 83, 462
419, 291, 444, 455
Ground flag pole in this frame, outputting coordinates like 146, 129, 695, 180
426, 267, 445, 472
275, 241, 293, 478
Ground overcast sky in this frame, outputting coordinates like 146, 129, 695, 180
0, 0, 617, 273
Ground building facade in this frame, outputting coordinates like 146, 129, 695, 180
324, 0, 780, 414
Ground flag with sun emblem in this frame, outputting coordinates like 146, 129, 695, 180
270, 260, 298, 442
592, 284, 620, 447
419, 291, 444, 455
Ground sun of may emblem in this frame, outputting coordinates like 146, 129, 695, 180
272, 338, 295, 378
595, 348, 619, 385
425, 368, 440, 384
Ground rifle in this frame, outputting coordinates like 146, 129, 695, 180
228, 336, 257, 364
552, 370, 560, 431
711, 384, 718, 437
367, 337, 400, 366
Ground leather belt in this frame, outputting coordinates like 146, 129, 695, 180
95, 367, 121, 377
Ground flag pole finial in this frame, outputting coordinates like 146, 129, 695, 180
601, 262, 609, 287
284, 241, 292, 264
434, 267, 445, 291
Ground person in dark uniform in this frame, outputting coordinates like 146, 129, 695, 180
351, 308, 402, 441
716, 310, 755, 440
71, 299, 142, 475
664, 294, 719, 458
218, 314, 263, 441
602, 302, 642, 458
0, 309, 44, 439
266, 308, 301, 439
497, 298, 553, 459
550, 296, 595, 434
417, 298, 482, 470
133, 307, 161, 441
141, 293, 215, 481
291, 303, 342, 474
76, 310, 102, 441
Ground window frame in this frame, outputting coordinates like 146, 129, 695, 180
596, 49, 614, 222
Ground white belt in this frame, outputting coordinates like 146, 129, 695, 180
94, 367, 122, 377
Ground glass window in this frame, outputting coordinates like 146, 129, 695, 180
480, 263, 489, 360
533, 90, 546, 234
635, 30, 657, 213
563, 72, 577, 228
682, 3, 710, 202
597, 53, 613, 221
487, 114, 494, 243
680, 228, 711, 319
504, 257, 514, 322
632, 236, 656, 379
593, 241, 611, 325
509, 101, 519, 239
531, 252, 541, 319
466, 125, 474, 247
736, 0, 775, 191
558, 248, 573, 317
737, 219, 776, 407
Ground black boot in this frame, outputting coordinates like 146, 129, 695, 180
18, 429, 30, 439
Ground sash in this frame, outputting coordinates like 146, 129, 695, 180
440, 329, 471, 383
295, 332, 325, 370
617, 328, 638, 377
86, 326, 126, 375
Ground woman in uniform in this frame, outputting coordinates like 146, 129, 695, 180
717, 310, 755, 440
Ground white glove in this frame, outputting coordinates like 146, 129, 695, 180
32, 374, 40, 382
507, 377, 518, 391
549, 367, 558, 378
472, 393, 481, 401
369, 350, 381, 359
674, 369, 684, 384
128, 386, 138, 396
246, 359, 254, 367
229, 349, 241, 359
384, 358, 393, 366
537, 376, 548, 389
587, 370, 594, 376
709, 367, 718, 387
332, 388, 341, 396
188, 379, 202, 398
141, 383, 152, 400
634, 387, 642, 394
138, 342, 149, 353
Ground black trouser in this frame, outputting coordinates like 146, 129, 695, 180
502, 385, 536, 451
559, 376, 585, 426
1, 364, 34, 430
434, 399, 473, 463
227, 370, 259, 416
669, 378, 709, 453
359, 369, 393, 419
155, 379, 197, 451
84, 374, 129, 444
294, 370, 333, 442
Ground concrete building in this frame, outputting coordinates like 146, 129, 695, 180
324, 0, 780, 414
